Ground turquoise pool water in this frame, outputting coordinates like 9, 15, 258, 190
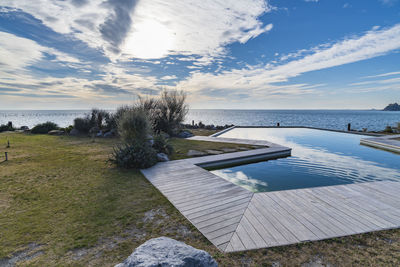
211, 128, 400, 192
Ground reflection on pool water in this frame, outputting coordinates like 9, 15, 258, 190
211, 128, 400, 192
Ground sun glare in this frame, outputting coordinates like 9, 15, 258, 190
123, 20, 175, 59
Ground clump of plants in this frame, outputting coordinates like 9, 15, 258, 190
31, 121, 59, 134
0, 122, 14, 133
110, 90, 187, 169
383, 125, 393, 133
110, 108, 157, 169
73, 108, 112, 134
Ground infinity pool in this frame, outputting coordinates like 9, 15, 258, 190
211, 128, 400, 192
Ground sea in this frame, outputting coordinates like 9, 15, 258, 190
0, 109, 399, 132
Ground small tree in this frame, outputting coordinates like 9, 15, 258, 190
153, 90, 188, 135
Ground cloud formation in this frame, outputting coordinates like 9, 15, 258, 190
176, 24, 400, 97
3, 0, 273, 63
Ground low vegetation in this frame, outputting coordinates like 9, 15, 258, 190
1, 132, 400, 266
31, 121, 59, 134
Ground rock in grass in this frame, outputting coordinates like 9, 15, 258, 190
220, 148, 237, 153
48, 130, 64, 135
187, 150, 207, 157
205, 149, 223, 155
115, 237, 218, 267
178, 130, 194, 138
157, 153, 169, 162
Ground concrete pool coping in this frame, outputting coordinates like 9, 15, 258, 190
360, 134, 400, 154
141, 127, 400, 252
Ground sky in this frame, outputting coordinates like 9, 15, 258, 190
0, 0, 399, 110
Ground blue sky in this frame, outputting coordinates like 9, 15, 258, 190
0, 0, 399, 109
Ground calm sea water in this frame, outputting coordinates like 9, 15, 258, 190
0, 109, 399, 131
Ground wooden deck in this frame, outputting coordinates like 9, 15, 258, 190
141, 136, 400, 252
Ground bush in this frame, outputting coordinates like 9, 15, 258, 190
153, 134, 173, 155
383, 125, 393, 133
153, 90, 188, 136
0, 122, 14, 132
118, 108, 151, 143
106, 106, 130, 130
73, 117, 92, 133
31, 121, 58, 134
110, 142, 157, 169
89, 108, 109, 129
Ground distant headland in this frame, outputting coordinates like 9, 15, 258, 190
383, 103, 400, 111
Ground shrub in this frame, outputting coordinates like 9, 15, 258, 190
31, 121, 58, 134
153, 134, 173, 155
118, 108, 151, 143
152, 90, 188, 135
0, 122, 14, 132
110, 142, 157, 169
106, 106, 130, 130
383, 125, 393, 133
74, 117, 92, 133
89, 108, 109, 129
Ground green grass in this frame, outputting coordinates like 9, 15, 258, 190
169, 138, 258, 160
1, 133, 400, 266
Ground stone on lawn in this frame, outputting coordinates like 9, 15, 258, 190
115, 237, 218, 267
187, 150, 207, 157
178, 130, 194, 138
205, 149, 223, 155
48, 130, 64, 135
220, 148, 237, 153
157, 153, 169, 162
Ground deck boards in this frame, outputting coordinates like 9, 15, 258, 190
141, 136, 400, 252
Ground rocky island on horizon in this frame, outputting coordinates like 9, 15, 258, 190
383, 103, 400, 111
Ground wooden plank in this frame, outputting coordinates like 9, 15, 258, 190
243, 207, 278, 246
268, 191, 330, 238
185, 197, 252, 220
250, 195, 299, 243
240, 215, 267, 248
293, 189, 370, 234
254, 193, 319, 241
246, 202, 288, 245
199, 215, 243, 234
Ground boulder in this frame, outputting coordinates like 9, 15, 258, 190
48, 130, 64, 135
20, 126, 29, 131
96, 130, 103, 137
157, 153, 169, 162
178, 130, 194, 138
69, 128, 80, 136
104, 131, 114, 138
115, 237, 218, 267
187, 150, 207, 157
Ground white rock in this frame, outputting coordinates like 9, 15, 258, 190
115, 237, 218, 267
157, 153, 169, 162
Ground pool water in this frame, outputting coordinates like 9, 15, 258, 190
211, 128, 400, 192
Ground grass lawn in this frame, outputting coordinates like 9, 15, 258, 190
1, 132, 400, 266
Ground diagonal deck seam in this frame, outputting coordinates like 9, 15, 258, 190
222, 193, 255, 252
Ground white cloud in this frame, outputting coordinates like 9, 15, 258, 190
160, 75, 178, 80
3, 0, 273, 63
0, 31, 45, 70
176, 24, 400, 97
362, 71, 400, 79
